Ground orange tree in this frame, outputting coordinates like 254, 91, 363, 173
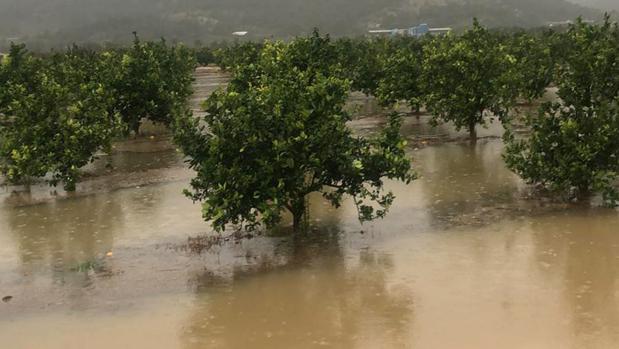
110, 35, 196, 134
174, 33, 414, 233
0, 44, 122, 190
504, 18, 619, 205
422, 20, 518, 140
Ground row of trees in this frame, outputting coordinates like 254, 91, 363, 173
211, 23, 557, 140
180, 17, 619, 233
0, 36, 196, 190
2, 17, 618, 232
505, 17, 619, 204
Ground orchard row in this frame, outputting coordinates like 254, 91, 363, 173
0, 35, 195, 190
2, 18, 618, 231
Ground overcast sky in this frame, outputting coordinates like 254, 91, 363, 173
569, 0, 619, 10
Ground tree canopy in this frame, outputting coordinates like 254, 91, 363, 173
0, 44, 122, 190
504, 17, 619, 205
0, 39, 196, 190
422, 19, 517, 140
174, 33, 414, 232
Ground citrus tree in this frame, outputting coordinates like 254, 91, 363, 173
507, 32, 555, 102
214, 42, 263, 72
553, 16, 619, 109
0, 44, 122, 190
174, 35, 414, 233
422, 20, 517, 140
504, 102, 619, 204
335, 37, 390, 96
504, 18, 619, 205
111, 35, 196, 134
375, 37, 426, 111
195, 46, 215, 66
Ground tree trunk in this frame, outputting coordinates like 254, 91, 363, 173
292, 212, 303, 233
291, 197, 307, 234
469, 122, 477, 143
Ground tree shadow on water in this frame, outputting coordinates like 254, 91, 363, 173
2, 191, 124, 297
530, 210, 619, 347
182, 227, 415, 349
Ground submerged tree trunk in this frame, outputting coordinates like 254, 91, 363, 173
575, 185, 592, 202
292, 212, 303, 233
469, 122, 477, 143
291, 196, 308, 234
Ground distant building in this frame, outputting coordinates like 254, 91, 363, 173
547, 19, 595, 27
369, 24, 452, 38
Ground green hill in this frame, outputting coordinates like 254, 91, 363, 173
0, 0, 602, 49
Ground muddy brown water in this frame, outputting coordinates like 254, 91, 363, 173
1, 69, 618, 349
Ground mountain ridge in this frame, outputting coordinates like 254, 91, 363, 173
0, 0, 603, 49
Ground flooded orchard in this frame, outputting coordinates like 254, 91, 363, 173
1, 68, 619, 349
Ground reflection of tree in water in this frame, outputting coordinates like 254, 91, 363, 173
5, 192, 125, 288
416, 142, 522, 228
183, 230, 414, 349
531, 211, 619, 347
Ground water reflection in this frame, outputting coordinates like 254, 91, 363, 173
0, 181, 207, 314
530, 211, 619, 348
183, 231, 414, 349
3, 193, 122, 279
0, 192, 123, 313
413, 142, 524, 228
2, 126, 619, 349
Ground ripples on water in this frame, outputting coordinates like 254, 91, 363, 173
0, 71, 618, 349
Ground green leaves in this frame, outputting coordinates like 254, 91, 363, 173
175, 32, 414, 232
0, 44, 123, 190
422, 20, 518, 139
553, 16, 619, 109
375, 37, 426, 110
506, 31, 555, 101
0, 39, 196, 190
504, 102, 619, 205
110, 35, 197, 134
504, 18, 619, 206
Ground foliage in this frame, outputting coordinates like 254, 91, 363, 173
375, 37, 426, 110
110, 35, 196, 133
335, 37, 389, 96
553, 16, 619, 109
174, 34, 415, 233
214, 42, 263, 72
507, 32, 555, 102
0, 37, 196, 190
504, 18, 619, 205
504, 102, 619, 205
422, 19, 518, 139
0, 44, 122, 190
195, 47, 216, 66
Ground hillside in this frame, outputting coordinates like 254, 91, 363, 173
569, 0, 619, 11
0, 0, 602, 49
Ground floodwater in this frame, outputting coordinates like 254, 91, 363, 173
1, 69, 619, 349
